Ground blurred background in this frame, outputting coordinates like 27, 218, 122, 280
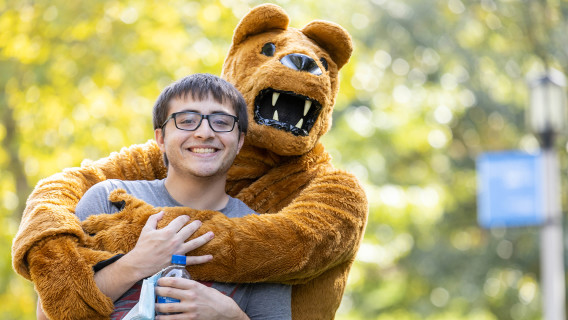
2, 0, 567, 319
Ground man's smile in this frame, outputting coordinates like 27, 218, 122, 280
189, 147, 218, 154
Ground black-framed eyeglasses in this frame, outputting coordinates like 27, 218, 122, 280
161, 111, 239, 133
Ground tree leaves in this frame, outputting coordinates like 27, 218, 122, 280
2, 0, 567, 319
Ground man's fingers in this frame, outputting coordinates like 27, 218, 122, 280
142, 211, 164, 232
157, 277, 199, 290
181, 231, 214, 253
163, 214, 191, 233
155, 301, 185, 316
155, 283, 190, 314
176, 220, 202, 241
185, 254, 213, 266
161, 253, 212, 267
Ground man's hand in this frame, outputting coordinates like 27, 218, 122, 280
95, 211, 214, 301
155, 278, 249, 320
122, 211, 214, 278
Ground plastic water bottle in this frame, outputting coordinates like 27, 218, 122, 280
156, 255, 191, 315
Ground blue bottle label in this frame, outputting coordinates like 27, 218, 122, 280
157, 296, 180, 304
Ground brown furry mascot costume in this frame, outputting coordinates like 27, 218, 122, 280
12, 4, 368, 320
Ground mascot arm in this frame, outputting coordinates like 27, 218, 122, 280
12, 140, 164, 279
79, 177, 367, 285
11, 141, 164, 320
28, 236, 116, 320
186, 171, 368, 284
12, 141, 166, 319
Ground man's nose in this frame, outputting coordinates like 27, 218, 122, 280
194, 119, 215, 138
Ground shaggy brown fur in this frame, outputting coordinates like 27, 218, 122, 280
12, 4, 368, 320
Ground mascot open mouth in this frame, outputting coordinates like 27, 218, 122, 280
254, 88, 322, 136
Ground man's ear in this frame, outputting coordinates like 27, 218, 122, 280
236, 132, 245, 154
154, 128, 165, 152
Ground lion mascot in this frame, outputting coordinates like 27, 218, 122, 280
12, 4, 368, 320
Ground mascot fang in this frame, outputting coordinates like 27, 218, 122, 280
12, 4, 368, 320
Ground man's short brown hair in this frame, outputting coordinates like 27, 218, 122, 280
153, 73, 248, 134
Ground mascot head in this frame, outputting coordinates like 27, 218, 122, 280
222, 4, 352, 156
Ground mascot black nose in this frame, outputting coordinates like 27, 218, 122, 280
280, 53, 322, 76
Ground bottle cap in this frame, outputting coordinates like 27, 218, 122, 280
171, 255, 186, 265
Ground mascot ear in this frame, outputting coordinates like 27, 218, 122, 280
232, 4, 289, 46
302, 21, 353, 70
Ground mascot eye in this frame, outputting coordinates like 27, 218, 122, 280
320, 58, 329, 71
261, 43, 276, 56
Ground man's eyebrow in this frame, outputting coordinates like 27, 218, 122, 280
179, 109, 233, 115
177, 109, 208, 113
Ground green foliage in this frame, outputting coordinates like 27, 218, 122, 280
2, 0, 568, 319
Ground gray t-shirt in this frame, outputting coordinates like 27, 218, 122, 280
76, 179, 291, 320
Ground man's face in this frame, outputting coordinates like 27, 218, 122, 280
155, 94, 244, 180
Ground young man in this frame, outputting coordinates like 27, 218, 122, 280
45, 74, 291, 319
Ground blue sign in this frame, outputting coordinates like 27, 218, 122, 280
477, 151, 545, 228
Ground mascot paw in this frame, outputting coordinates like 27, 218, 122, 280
82, 189, 159, 253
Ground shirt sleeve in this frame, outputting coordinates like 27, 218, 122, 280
245, 283, 292, 320
75, 180, 119, 221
